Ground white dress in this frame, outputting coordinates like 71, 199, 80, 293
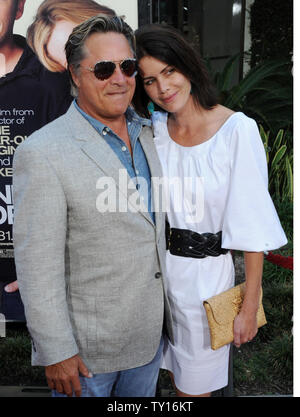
152, 111, 287, 395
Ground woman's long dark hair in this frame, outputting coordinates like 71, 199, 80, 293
133, 24, 218, 118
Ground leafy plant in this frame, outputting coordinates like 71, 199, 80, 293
259, 126, 293, 201
272, 198, 293, 241
207, 57, 293, 135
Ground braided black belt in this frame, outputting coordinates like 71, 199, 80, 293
166, 221, 229, 259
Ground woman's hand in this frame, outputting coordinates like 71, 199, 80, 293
233, 309, 258, 348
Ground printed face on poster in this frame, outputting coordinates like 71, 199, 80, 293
0, 0, 137, 320
14, 0, 138, 35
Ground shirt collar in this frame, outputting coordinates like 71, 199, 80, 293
73, 99, 151, 130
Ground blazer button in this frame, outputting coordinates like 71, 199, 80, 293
155, 272, 161, 279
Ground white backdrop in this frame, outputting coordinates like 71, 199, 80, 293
14, 0, 138, 35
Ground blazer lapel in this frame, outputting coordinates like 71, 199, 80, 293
65, 104, 155, 227
139, 126, 164, 238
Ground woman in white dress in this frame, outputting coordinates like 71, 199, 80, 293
132, 24, 288, 397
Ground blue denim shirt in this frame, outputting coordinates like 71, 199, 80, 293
74, 100, 154, 223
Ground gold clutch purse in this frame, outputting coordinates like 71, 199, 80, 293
203, 283, 267, 350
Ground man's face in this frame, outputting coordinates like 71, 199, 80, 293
0, 0, 25, 46
71, 31, 136, 123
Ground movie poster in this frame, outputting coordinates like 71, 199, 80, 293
0, 0, 137, 321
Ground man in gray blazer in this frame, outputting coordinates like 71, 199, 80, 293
13, 15, 172, 397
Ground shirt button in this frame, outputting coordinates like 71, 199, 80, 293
155, 272, 161, 279
122, 146, 127, 152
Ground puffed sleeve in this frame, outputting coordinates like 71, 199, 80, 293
221, 115, 288, 251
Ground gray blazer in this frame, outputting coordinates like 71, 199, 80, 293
13, 103, 173, 373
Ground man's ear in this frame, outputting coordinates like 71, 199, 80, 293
69, 65, 80, 89
15, 0, 26, 21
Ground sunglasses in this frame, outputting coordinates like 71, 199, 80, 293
83, 58, 138, 80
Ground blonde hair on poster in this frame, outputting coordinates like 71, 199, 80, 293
26, 0, 116, 72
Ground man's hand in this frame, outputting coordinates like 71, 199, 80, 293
45, 354, 92, 397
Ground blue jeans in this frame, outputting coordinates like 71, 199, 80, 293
52, 337, 163, 397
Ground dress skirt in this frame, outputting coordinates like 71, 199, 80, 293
161, 250, 234, 395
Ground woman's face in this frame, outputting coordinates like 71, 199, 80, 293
138, 55, 193, 115
47, 19, 77, 69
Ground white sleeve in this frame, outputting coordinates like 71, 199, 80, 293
221, 115, 288, 251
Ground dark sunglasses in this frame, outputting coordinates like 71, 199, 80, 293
83, 58, 138, 80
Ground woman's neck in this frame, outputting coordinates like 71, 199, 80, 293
167, 100, 215, 144
166, 103, 234, 147
168, 97, 205, 129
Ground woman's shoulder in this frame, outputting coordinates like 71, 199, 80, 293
221, 112, 265, 162
214, 105, 254, 127
220, 106, 257, 127
211, 107, 262, 158
214, 108, 259, 144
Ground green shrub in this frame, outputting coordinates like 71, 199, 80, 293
234, 334, 293, 393
0, 325, 46, 386
260, 281, 293, 340
266, 332, 293, 379
260, 127, 293, 202
206, 57, 293, 135
234, 343, 272, 386
273, 198, 293, 241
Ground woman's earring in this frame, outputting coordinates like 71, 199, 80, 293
147, 101, 155, 115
